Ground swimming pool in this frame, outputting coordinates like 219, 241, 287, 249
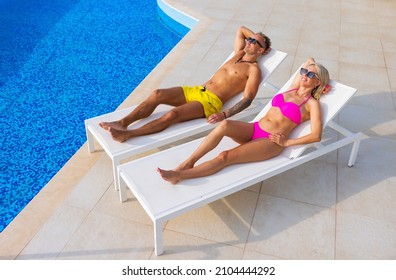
0, 0, 190, 232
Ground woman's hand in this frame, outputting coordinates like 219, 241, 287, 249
269, 132, 288, 146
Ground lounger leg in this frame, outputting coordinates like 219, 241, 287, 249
348, 136, 362, 167
85, 122, 95, 153
118, 171, 127, 202
113, 159, 120, 191
154, 220, 164, 256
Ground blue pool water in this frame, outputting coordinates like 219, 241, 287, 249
0, 0, 189, 232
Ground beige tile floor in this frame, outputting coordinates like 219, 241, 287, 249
1, 0, 396, 260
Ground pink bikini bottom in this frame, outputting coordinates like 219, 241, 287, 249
251, 121, 270, 140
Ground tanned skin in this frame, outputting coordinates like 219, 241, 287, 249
99, 26, 269, 142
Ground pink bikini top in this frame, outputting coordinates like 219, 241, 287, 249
271, 88, 311, 124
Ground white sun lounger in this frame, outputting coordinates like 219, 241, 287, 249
117, 74, 365, 256
84, 49, 287, 190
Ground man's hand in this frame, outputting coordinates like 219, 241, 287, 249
207, 112, 225, 124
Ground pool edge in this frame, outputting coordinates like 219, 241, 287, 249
0, 1, 208, 259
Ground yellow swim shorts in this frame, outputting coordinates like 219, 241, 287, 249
182, 86, 223, 118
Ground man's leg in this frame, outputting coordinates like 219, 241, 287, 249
107, 101, 206, 142
100, 87, 187, 130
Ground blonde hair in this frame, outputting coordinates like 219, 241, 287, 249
310, 62, 330, 100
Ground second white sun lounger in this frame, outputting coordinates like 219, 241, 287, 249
117, 76, 365, 255
85, 49, 287, 190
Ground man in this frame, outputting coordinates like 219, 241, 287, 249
100, 26, 271, 142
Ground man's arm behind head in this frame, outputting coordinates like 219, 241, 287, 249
234, 26, 254, 53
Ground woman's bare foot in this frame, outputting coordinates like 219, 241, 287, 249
175, 161, 194, 171
157, 168, 181, 185
99, 121, 126, 131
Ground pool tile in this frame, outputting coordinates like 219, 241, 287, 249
93, 185, 153, 226
64, 155, 113, 211
246, 195, 335, 259
57, 212, 154, 260
17, 204, 89, 260
261, 152, 337, 209
337, 137, 396, 222
339, 105, 396, 139
336, 211, 396, 259
151, 230, 244, 260
165, 190, 259, 249
242, 249, 281, 260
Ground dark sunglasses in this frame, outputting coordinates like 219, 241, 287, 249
246, 37, 264, 48
300, 67, 319, 79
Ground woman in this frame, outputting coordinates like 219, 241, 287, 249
157, 58, 330, 184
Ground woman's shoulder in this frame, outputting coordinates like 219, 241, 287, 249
306, 96, 321, 110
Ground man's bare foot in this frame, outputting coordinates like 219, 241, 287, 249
99, 121, 126, 131
108, 127, 131, 143
157, 168, 180, 185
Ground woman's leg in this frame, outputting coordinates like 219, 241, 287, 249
158, 136, 283, 184
176, 120, 254, 170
